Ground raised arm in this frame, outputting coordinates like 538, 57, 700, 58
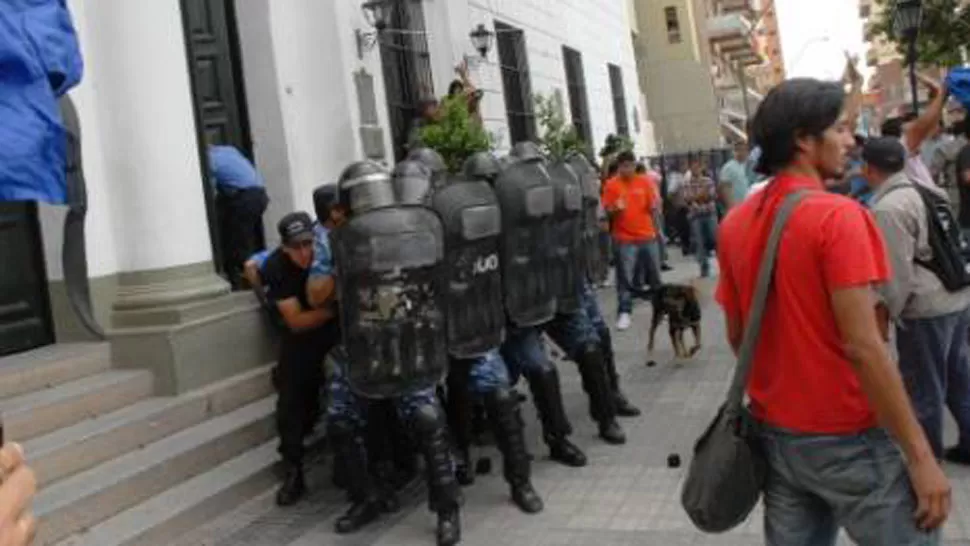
841, 54, 864, 133
904, 73, 948, 154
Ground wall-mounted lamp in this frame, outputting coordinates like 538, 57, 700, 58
469, 24, 494, 59
356, 0, 392, 60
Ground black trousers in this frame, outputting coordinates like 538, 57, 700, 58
218, 187, 269, 288
276, 324, 338, 466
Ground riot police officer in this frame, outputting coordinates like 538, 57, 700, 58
568, 153, 641, 417
507, 143, 626, 445
327, 161, 461, 546
466, 150, 588, 467
423, 155, 544, 514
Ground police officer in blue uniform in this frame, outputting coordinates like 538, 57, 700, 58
415, 152, 544, 515
463, 151, 589, 468
208, 145, 270, 288
566, 153, 641, 418
326, 161, 461, 546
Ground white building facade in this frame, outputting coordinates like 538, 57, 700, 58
6, 0, 654, 391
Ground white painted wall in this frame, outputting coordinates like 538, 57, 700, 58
40, 0, 213, 279
240, 0, 396, 245
39, 0, 122, 280
423, 0, 654, 155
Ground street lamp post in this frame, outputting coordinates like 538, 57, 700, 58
893, 0, 924, 115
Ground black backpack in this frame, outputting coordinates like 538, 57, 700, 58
884, 183, 970, 291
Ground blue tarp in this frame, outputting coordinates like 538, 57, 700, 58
948, 68, 970, 112
0, 0, 83, 204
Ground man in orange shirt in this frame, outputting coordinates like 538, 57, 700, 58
717, 78, 949, 543
602, 151, 660, 330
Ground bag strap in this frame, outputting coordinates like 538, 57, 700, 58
725, 189, 809, 413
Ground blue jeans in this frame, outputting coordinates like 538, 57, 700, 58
690, 213, 717, 277
896, 308, 970, 457
615, 239, 660, 315
760, 426, 936, 545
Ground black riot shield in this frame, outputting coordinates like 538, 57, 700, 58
493, 158, 557, 327
333, 206, 449, 398
546, 161, 584, 313
568, 155, 608, 284
432, 180, 505, 358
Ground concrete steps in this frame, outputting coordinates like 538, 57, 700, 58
35, 397, 277, 545
57, 441, 279, 546
1, 369, 155, 441
0, 343, 110, 400
0, 343, 282, 545
25, 365, 274, 487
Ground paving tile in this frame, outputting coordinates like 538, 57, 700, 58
179, 257, 970, 546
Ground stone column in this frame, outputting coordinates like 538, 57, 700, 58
82, 0, 274, 394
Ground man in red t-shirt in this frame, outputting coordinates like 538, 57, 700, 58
602, 151, 661, 330
716, 78, 949, 543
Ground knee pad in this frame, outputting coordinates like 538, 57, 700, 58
485, 385, 515, 406
326, 419, 358, 443
528, 362, 560, 383
410, 403, 445, 435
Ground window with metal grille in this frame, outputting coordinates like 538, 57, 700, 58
562, 46, 592, 148
379, 0, 435, 161
664, 6, 681, 44
608, 64, 629, 137
495, 21, 536, 145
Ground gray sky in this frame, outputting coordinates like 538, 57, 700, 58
775, 0, 867, 80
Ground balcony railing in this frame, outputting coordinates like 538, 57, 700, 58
713, 0, 752, 14
708, 12, 752, 43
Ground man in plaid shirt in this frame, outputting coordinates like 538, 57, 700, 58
683, 159, 718, 277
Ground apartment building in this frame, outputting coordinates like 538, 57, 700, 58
631, 0, 767, 153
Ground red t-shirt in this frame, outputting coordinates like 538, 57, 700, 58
602, 175, 658, 242
715, 174, 890, 434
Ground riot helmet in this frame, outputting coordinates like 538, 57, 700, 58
407, 147, 447, 188
509, 141, 544, 163
337, 160, 396, 215
463, 151, 502, 184
566, 151, 594, 175
392, 160, 433, 205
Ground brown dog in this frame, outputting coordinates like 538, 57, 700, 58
647, 284, 702, 359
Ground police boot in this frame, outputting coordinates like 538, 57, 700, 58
577, 345, 627, 445
275, 462, 306, 507
411, 405, 463, 532
454, 447, 475, 486
525, 367, 587, 467
484, 388, 544, 514
445, 364, 475, 486
329, 423, 383, 534
600, 329, 641, 418
437, 507, 462, 546
372, 461, 402, 513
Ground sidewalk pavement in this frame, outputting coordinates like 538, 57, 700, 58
178, 256, 970, 546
